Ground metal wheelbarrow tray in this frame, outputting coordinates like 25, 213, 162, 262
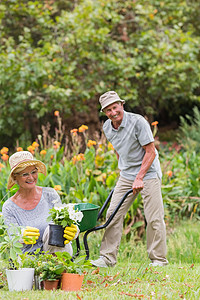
74, 188, 133, 259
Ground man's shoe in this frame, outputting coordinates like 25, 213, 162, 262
90, 257, 108, 268
149, 261, 167, 267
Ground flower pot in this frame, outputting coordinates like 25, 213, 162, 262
61, 273, 84, 291
34, 274, 42, 290
6, 268, 35, 291
48, 224, 65, 247
43, 279, 59, 290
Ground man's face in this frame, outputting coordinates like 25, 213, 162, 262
103, 101, 124, 125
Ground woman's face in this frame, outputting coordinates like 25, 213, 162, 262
14, 166, 38, 189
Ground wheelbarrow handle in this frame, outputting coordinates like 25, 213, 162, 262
97, 188, 114, 220
83, 188, 133, 260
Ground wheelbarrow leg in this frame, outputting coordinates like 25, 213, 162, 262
72, 236, 81, 260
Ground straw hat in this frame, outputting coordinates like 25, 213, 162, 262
7, 151, 46, 189
99, 91, 125, 112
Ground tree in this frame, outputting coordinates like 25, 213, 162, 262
0, 0, 200, 147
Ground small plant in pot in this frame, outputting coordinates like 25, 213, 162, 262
47, 203, 83, 247
0, 218, 35, 291
37, 252, 65, 290
55, 251, 92, 291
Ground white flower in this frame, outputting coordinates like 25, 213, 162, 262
53, 202, 83, 224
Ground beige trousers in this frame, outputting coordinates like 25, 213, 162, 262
100, 176, 168, 266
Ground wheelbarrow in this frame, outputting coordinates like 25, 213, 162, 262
74, 188, 133, 260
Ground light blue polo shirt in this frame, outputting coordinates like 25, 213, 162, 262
103, 111, 162, 181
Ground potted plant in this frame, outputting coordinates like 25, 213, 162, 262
0, 217, 35, 291
47, 203, 83, 247
36, 252, 65, 290
55, 251, 92, 291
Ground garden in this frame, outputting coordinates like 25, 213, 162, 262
0, 108, 200, 298
0, 0, 200, 298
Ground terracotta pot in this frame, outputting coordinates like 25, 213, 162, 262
43, 279, 59, 290
61, 273, 84, 291
48, 224, 65, 247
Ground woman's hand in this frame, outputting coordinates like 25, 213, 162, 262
63, 224, 77, 245
22, 226, 40, 244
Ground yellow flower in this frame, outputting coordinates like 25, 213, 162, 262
108, 142, 114, 150
95, 155, 104, 167
87, 140, 97, 147
72, 153, 85, 164
40, 150, 47, 156
17, 147, 23, 152
0, 147, 9, 155
149, 13, 154, 20
77, 153, 85, 161
32, 142, 39, 149
78, 125, 88, 133
54, 185, 62, 191
53, 141, 61, 149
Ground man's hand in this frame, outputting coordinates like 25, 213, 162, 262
22, 226, 40, 245
132, 178, 144, 195
63, 224, 77, 245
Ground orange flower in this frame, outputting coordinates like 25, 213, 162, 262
70, 129, 78, 136
102, 173, 107, 180
72, 156, 77, 164
27, 145, 35, 154
0, 147, 9, 155
50, 154, 54, 160
166, 170, 173, 177
72, 153, 85, 164
32, 142, 39, 149
87, 140, 97, 147
53, 141, 61, 149
151, 121, 158, 126
54, 185, 62, 191
149, 13, 154, 20
78, 125, 88, 133
77, 153, 85, 161
17, 147, 23, 152
0, 162, 5, 170
54, 111, 59, 117
40, 150, 47, 156
1, 154, 9, 161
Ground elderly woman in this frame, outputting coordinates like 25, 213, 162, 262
2, 151, 78, 256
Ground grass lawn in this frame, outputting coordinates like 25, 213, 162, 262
0, 220, 200, 299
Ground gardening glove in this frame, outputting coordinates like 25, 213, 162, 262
22, 226, 40, 245
63, 224, 77, 245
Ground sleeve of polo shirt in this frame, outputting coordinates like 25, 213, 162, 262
135, 117, 154, 146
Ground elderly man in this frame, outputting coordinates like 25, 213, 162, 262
91, 91, 168, 267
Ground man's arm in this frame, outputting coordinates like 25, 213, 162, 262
132, 142, 156, 195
